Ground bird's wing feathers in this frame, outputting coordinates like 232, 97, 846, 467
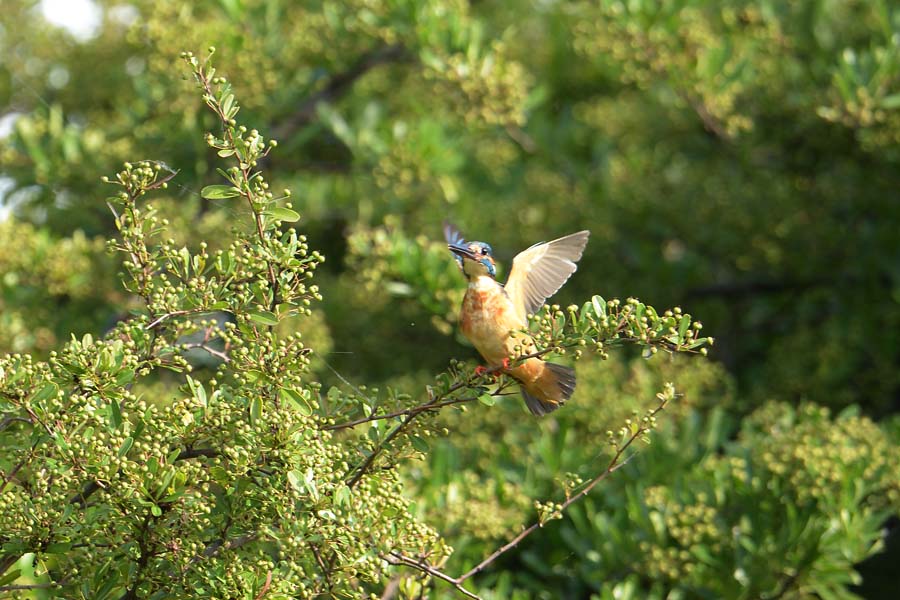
444, 222, 466, 247
505, 231, 590, 319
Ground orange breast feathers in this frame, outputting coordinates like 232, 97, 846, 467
459, 277, 532, 366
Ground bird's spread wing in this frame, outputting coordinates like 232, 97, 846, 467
443, 221, 466, 247
505, 231, 590, 319
444, 222, 466, 271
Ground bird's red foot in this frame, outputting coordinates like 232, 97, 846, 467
474, 358, 511, 378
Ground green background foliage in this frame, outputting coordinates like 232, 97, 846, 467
1, 0, 899, 598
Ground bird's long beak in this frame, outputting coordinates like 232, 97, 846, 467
448, 243, 477, 260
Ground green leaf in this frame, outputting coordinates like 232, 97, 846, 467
0, 569, 21, 586
410, 435, 429, 453
478, 393, 496, 406
200, 184, 241, 199
592, 295, 606, 318
249, 396, 262, 424
287, 470, 303, 492
118, 436, 134, 458
31, 382, 58, 404
109, 399, 123, 430
248, 310, 279, 326
678, 314, 691, 340
280, 386, 313, 416
166, 448, 181, 465
53, 432, 69, 450
333, 485, 350, 508
243, 370, 264, 383
881, 93, 900, 109
150, 504, 162, 517
115, 369, 135, 385
221, 93, 235, 117
45, 542, 73, 554
263, 207, 300, 222
209, 466, 228, 484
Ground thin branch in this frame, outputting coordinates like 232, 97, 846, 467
324, 394, 478, 431
346, 409, 419, 489
458, 457, 634, 582
0, 582, 59, 592
682, 91, 730, 141
68, 447, 218, 506
384, 552, 482, 600
180, 341, 231, 363
175, 448, 220, 461
0, 457, 28, 494
181, 532, 258, 576
381, 391, 670, 593
310, 543, 334, 596
342, 357, 532, 488
339, 348, 559, 488
379, 576, 402, 600
328, 349, 554, 432
68, 479, 104, 506
274, 44, 409, 139
458, 398, 666, 582
253, 571, 273, 600
315, 352, 377, 409
195, 67, 280, 313
145, 308, 210, 330
0, 415, 30, 431
0, 445, 37, 495
505, 125, 537, 153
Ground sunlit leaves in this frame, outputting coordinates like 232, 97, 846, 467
200, 184, 241, 199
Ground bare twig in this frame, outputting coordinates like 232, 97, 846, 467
0, 415, 30, 431
253, 571, 273, 600
181, 532, 258, 576
384, 552, 482, 600
342, 356, 534, 488
310, 543, 334, 596
146, 309, 208, 330
458, 396, 666, 582
328, 349, 554, 433
323, 394, 479, 431
67, 447, 218, 506
379, 576, 402, 600
380, 391, 670, 593
175, 448, 220, 461
0, 582, 59, 592
180, 341, 231, 363
274, 45, 409, 139
0, 446, 36, 494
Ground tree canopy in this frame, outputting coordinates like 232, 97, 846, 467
1, 1, 899, 598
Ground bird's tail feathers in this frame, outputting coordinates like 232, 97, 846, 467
521, 362, 576, 416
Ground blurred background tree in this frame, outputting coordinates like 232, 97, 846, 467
1, 0, 899, 598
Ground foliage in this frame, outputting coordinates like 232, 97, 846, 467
0, 52, 712, 598
0, 220, 116, 354
4, 0, 900, 411
2, 0, 900, 598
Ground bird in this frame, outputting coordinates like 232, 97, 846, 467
445, 222, 590, 416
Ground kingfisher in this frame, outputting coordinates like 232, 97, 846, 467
445, 223, 590, 416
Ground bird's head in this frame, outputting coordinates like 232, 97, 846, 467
448, 240, 496, 279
